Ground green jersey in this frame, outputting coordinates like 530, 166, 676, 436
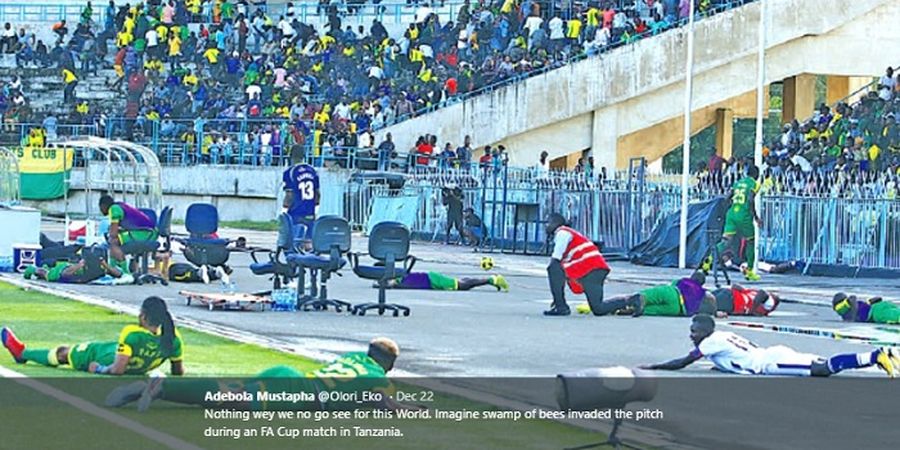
729, 177, 759, 219
310, 352, 394, 405
115, 324, 184, 374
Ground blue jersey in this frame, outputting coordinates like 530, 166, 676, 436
283, 164, 319, 220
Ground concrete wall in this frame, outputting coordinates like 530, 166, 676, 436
378, 0, 898, 169
26, 165, 303, 222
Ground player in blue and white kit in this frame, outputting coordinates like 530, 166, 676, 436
282, 162, 319, 239
641, 315, 899, 377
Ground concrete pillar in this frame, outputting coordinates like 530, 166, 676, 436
590, 106, 619, 172
782, 74, 816, 124
825, 76, 850, 106
847, 76, 874, 104
714, 108, 734, 160
549, 151, 584, 170
826, 76, 876, 106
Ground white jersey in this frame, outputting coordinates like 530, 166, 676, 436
696, 331, 764, 374
697, 331, 821, 376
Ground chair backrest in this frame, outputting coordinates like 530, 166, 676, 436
368, 222, 410, 261
185, 203, 219, 236
139, 208, 157, 227
275, 213, 294, 251
157, 206, 173, 238
311, 215, 351, 254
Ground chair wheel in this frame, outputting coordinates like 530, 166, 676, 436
359, 310, 366, 316
403, 310, 410, 317
393, 310, 399, 317
378, 309, 384, 316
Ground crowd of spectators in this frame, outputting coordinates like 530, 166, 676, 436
697, 70, 900, 199
1, 0, 752, 164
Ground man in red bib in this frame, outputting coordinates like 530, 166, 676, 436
544, 214, 610, 316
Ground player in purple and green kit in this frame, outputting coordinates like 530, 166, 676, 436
2, 297, 184, 375
106, 337, 419, 412
578, 271, 716, 317
386, 271, 509, 292
832, 292, 900, 324
282, 162, 319, 240
99, 194, 157, 273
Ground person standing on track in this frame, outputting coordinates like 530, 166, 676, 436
442, 186, 465, 245
705, 165, 763, 282
544, 213, 610, 316
282, 156, 320, 242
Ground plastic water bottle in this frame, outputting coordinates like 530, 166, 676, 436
272, 288, 296, 312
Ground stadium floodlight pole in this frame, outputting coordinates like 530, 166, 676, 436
678, 0, 696, 269
753, 0, 766, 271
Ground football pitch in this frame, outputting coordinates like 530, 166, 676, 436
0, 282, 602, 449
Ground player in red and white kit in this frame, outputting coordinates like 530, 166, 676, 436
641, 315, 899, 377
711, 284, 780, 317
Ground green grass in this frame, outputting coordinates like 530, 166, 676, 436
0, 282, 319, 377
172, 218, 280, 232
0, 282, 604, 449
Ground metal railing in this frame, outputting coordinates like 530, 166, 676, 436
332, 165, 900, 270
0, 1, 467, 27
759, 196, 900, 270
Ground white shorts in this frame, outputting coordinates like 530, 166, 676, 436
758, 346, 823, 376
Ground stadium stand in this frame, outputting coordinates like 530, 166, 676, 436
698, 67, 900, 200
0, 0, 755, 166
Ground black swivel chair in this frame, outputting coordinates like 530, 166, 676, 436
250, 213, 302, 290
291, 215, 353, 312
350, 222, 415, 317
121, 206, 171, 285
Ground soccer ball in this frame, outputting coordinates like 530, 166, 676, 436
480, 256, 494, 271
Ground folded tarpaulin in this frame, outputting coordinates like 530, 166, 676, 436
629, 197, 728, 268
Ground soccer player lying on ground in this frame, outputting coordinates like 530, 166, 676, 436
2, 297, 184, 376
383, 271, 509, 292
640, 315, 899, 377
832, 293, 900, 324
577, 271, 715, 317
710, 284, 780, 317
106, 337, 418, 412
23, 255, 122, 284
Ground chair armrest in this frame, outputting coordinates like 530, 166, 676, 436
348, 252, 362, 269
403, 255, 417, 273
248, 247, 274, 264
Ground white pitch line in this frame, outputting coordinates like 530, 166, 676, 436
0, 365, 203, 450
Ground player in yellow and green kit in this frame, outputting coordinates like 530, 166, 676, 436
2, 297, 184, 376
106, 337, 418, 412
707, 165, 762, 281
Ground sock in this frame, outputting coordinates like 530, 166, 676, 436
826, 351, 876, 374
110, 258, 129, 275
161, 379, 223, 405
744, 240, 756, 270
21, 348, 59, 366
